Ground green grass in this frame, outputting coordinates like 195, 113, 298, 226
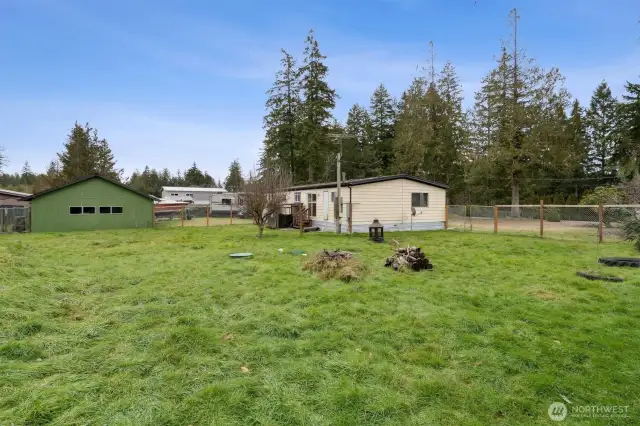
1, 226, 639, 425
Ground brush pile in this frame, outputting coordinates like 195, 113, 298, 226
303, 250, 366, 282
385, 246, 433, 271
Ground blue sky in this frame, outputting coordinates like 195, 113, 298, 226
0, 0, 638, 180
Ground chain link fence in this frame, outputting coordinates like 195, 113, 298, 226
153, 204, 252, 228
447, 204, 640, 242
0, 207, 30, 233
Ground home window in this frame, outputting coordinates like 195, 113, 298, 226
307, 193, 317, 217
170, 193, 179, 197
411, 193, 429, 207
222, 198, 231, 205
100, 207, 111, 214
83, 206, 96, 214
294, 192, 301, 203
112, 207, 123, 214
186, 193, 194, 197
70, 206, 82, 215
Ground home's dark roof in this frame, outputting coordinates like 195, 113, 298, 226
22, 174, 155, 201
287, 174, 448, 191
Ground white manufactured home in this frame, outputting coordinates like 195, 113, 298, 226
285, 174, 448, 232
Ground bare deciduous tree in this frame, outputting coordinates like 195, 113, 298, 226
239, 167, 292, 238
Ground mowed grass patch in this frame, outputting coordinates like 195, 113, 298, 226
0, 226, 639, 425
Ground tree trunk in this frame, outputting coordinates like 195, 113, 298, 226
257, 224, 264, 238
511, 180, 520, 217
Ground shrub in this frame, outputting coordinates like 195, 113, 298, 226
545, 207, 562, 222
622, 218, 640, 251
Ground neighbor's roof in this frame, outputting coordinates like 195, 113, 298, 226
162, 186, 227, 193
287, 174, 448, 191
0, 188, 32, 198
22, 174, 155, 201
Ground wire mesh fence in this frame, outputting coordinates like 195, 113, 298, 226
0, 207, 30, 233
153, 204, 252, 228
447, 204, 640, 243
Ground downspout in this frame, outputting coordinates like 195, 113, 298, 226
349, 184, 353, 233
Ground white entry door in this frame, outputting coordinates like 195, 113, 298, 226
323, 191, 329, 220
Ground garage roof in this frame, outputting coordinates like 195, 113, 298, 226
22, 174, 155, 201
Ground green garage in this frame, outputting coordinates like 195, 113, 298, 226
24, 174, 154, 233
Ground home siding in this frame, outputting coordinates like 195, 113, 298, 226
285, 178, 446, 232
31, 179, 153, 232
285, 187, 351, 225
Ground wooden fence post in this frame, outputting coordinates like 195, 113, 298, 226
181, 206, 185, 227
540, 199, 544, 238
493, 206, 498, 234
598, 204, 604, 243
444, 204, 449, 230
230, 202, 233, 225
206, 206, 210, 227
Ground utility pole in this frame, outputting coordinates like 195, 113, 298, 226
336, 147, 341, 234
329, 133, 355, 235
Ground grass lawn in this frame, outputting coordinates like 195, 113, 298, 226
155, 217, 254, 227
1, 226, 639, 425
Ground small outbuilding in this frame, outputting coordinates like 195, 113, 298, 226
23, 174, 154, 233
284, 174, 448, 232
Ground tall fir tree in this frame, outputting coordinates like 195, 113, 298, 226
184, 162, 207, 186
224, 159, 245, 192
58, 123, 120, 182
262, 49, 301, 178
345, 104, 373, 178
585, 81, 620, 179
368, 83, 396, 174
616, 80, 640, 178
20, 161, 35, 185
299, 30, 337, 182
392, 78, 429, 176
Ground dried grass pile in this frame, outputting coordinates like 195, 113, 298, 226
303, 249, 366, 282
385, 246, 433, 271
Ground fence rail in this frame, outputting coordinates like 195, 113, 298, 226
446, 203, 640, 242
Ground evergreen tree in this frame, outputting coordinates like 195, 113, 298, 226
57, 123, 120, 182
585, 81, 621, 179
224, 159, 245, 192
468, 9, 571, 211
262, 49, 302, 178
368, 83, 396, 174
20, 161, 35, 185
345, 104, 373, 178
184, 162, 207, 186
392, 78, 429, 176
299, 30, 337, 182
617, 80, 640, 178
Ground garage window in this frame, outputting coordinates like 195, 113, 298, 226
411, 193, 429, 207
83, 206, 96, 214
70, 206, 82, 215
112, 206, 123, 214
100, 207, 111, 214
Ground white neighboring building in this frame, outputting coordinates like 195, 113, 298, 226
161, 186, 228, 205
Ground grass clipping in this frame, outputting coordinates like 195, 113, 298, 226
303, 249, 366, 282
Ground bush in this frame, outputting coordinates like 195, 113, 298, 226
545, 207, 562, 222
580, 186, 624, 205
